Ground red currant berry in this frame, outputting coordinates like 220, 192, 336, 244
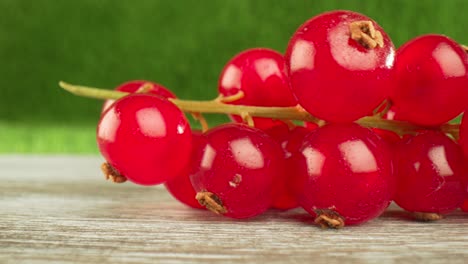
164, 130, 206, 209
304, 121, 318, 131
391, 34, 468, 126
394, 131, 466, 215
459, 112, 468, 159
97, 94, 191, 185
265, 124, 311, 210
102, 80, 176, 113
218, 48, 297, 130
461, 199, 468, 212
190, 123, 283, 218
293, 123, 394, 226
285, 10, 395, 123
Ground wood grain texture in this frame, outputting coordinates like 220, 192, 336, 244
1, 155, 467, 263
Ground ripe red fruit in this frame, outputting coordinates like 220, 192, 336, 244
391, 34, 468, 126
102, 80, 176, 113
304, 122, 319, 131
164, 131, 206, 209
394, 131, 466, 215
218, 48, 297, 130
293, 123, 394, 226
265, 124, 312, 210
285, 10, 395, 123
461, 200, 468, 212
459, 112, 468, 159
190, 123, 283, 218
97, 94, 192, 185
455, 114, 468, 213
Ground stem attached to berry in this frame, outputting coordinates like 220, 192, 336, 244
58, 81, 460, 137
59, 81, 319, 122
462, 44, 468, 53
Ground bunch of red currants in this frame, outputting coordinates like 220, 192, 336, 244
93, 10, 468, 228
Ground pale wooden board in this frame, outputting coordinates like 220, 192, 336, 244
1, 156, 467, 264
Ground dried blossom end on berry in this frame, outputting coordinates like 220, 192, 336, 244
314, 208, 345, 229
196, 191, 227, 214
412, 212, 444, 222
101, 162, 127, 183
349, 20, 384, 49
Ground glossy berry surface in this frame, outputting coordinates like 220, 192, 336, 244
97, 94, 192, 186
190, 123, 283, 218
394, 131, 466, 214
164, 131, 205, 209
304, 122, 319, 131
452, 113, 468, 213
265, 124, 311, 210
372, 128, 400, 146
459, 112, 468, 159
293, 123, 394, 225
102, 80, 176, 113
285, 10, 395, 123
218, 48, 297, 130
391, 34, 468, 126
461, 200, 468, 212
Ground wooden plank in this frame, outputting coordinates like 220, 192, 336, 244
1, 156, 467, 263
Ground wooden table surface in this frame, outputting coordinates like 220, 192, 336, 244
1, 156, 468, 263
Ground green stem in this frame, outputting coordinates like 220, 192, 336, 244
58, 81, 460, 138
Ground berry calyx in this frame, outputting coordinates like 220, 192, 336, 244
349, 20, 384, 49
101, 162, 127, 183
196, 191, 227, 214
314, 208, 345, 229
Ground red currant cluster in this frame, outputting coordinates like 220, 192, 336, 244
64, 10, 468, 228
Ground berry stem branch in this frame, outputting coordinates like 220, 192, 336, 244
58, 81, 460, 137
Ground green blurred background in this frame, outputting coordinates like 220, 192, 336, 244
1, 0, 467, 153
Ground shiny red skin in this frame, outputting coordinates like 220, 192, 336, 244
102, 80, 176, 113
459, 112, 468, 160
293, 123, 394, 225
190, 123, 283, 219
461, 200, 468, 212
218, 48, 297, 130
285, 10, 395, 123
372, 128, 401, 146
265, 125, 311, 210
164, 131, 205, 209
97, 94, 192, 186
391, 34, 468, 126
394, 131, 466, 214
304, 122, 319, 131
461, 113, 468, 212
